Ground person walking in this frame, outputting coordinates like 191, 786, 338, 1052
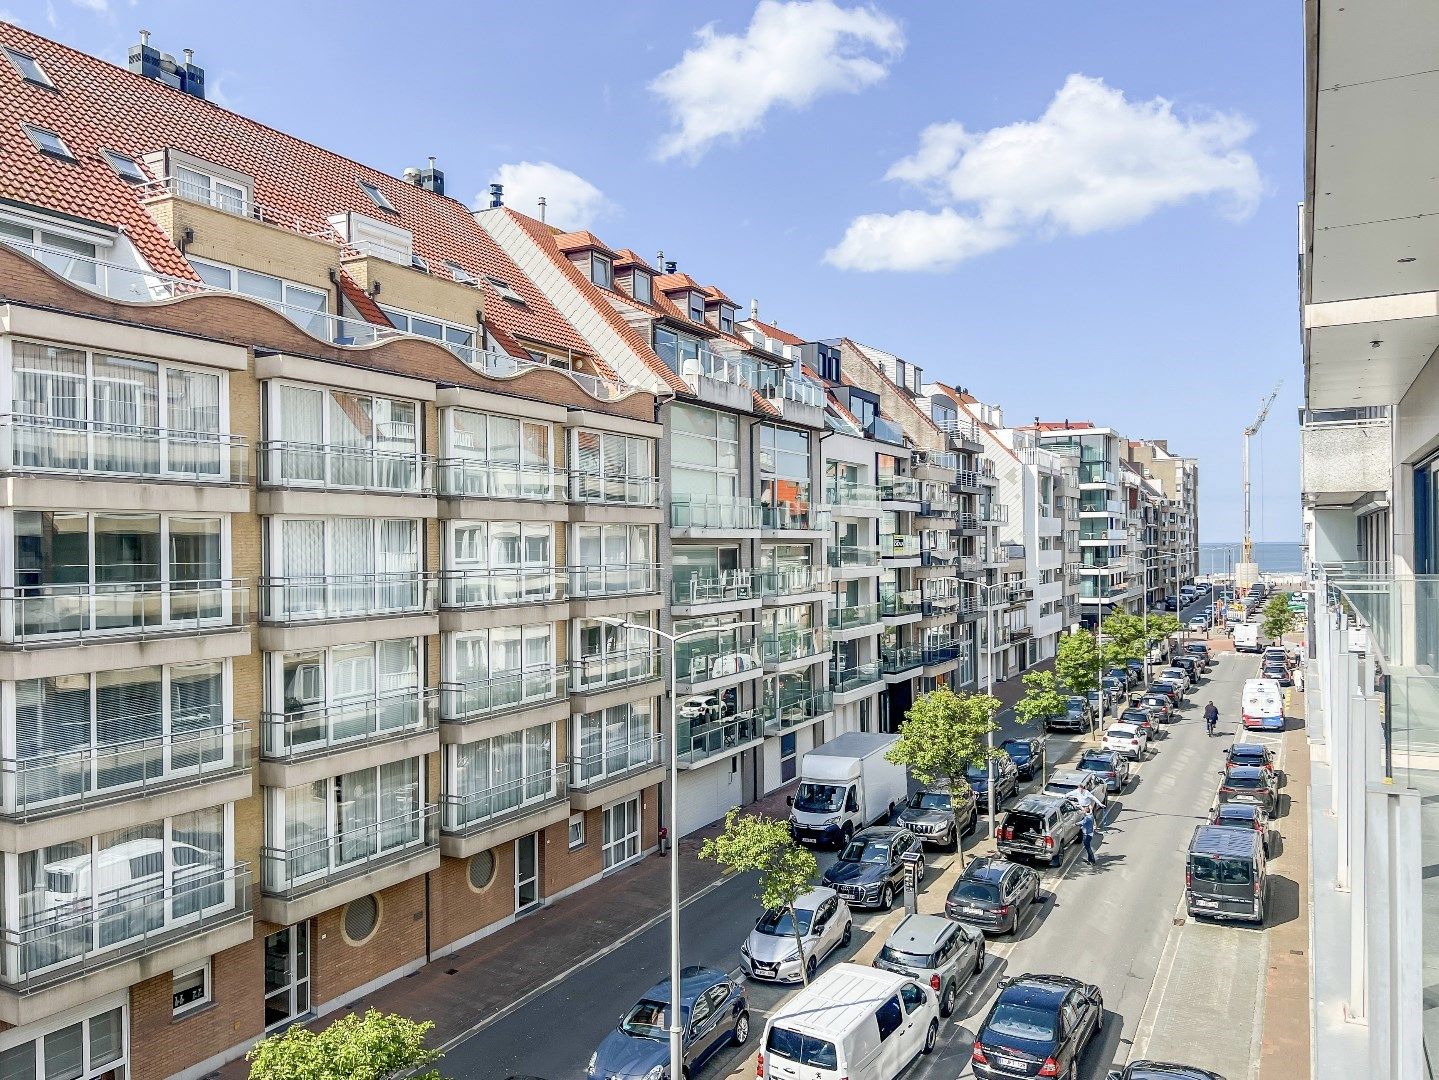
1080, 807, 1097, 865
1204, 700, 1219, 737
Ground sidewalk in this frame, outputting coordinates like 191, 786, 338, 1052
218, 784, 800, 1078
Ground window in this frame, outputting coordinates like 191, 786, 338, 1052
378, 304, 476, 356
0, 1002, 128, 1080
189, 258, 328, 338
267, 382, 420, 491
486, 276, 525, 305
270, 638, 421, 755
0, 213, 103, 286
671, 404, 739, 499
874, 996, 904, 1040
899, 982, 928, 1014
172, 164, 247, 215
410, 253, 429, 273
688, 293, 705, 324
445, 723, 555, 828
568, 813, 585, 849
358, 178, 397, 213
100, 148, 147, 183
269, 516, 420, 619
759, 424, 813, 525
590, 253, 613, 289
572, 428, 652, 504
172, 960, 211, 1016
719, 307, 734, 334
602, 796, 641, 870
571, 701, 657, 783
264, 924, 310, 1030
447, 409, 554, 499
22, 124, 73, 161
446, 622, 556, 716
571, 524, 654, 597
4, 46, 54, 87
631, 271, 653, 306
653, 326, 707, 375
446, 260, 476, 285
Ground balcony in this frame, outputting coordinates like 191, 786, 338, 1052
569, 735, 665, 807
881, 591, 923, 621
570, 650, 661, 695
936, 417, 984, 451
880, 477, 923, 503
760, 505, 831, 534
922, 594, 961, 619
958, 513, 981, 531
438, 568, 563, 611
670, 495, 762, 534
1078, 464, 1117, 487
440, 668, 568, 726
828, 545, 881, 570
258, 442, 434, 496
924, 641, 960, 667
1011, 626, 1034, 641
959, 555, 983, 574
760, 628, 829, 669
1006, 586, 1035, 606
880, 646, 923, 677
1300, 412, 1393, 506
885, 535, 921, 560
671, 571, 757, 612
829, 602, 882, 634
0, 415, 249, 485
952, 469, 981, 493
980, 503, 1009, 524
438, 459, 564, 502
262, 572, 436, 623
758, 368, 827, 412
913, 449, 960, 473
1, 580, 248, 647
261, 690, 435, 763
761, 689, 832, 734
757, 566, 827, 602
0, 863, 251, 998
831, 662, 883, 700
674, 641, 762, 693
921, 546, 959, 567
569, 564, 660, 600
439, 767, 569, 850
1, 722, 249, 821
918, 495, 959, 518
569, 471, 660, 508
826, 481, 882, 512
676, 709, 763, 768
1080, 499, 1126, 516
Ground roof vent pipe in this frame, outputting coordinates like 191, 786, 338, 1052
538, 196, 547, 223
664, 261, 677, 274
183, 48, 193, 64
139, 28, 150, 46
750, 298, 759, 320
655, 250, 664, 269
488, 184, 504, 209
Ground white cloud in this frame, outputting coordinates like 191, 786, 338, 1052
650, 0, 904, 163
67, 0, 108, 11
488, 162, 614, 232
826, 74, 1262, 271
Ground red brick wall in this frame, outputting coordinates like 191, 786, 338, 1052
427, 848, 516, 952
309, 877, 428, 1008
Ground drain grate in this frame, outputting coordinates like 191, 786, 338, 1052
446, 968, 460, 975
1173, 917, 1186, 926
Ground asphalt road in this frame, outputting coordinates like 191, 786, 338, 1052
442, 592, 1240, 1080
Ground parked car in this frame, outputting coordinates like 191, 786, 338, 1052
1146, 683, 1182, 708
740, 887, 853, 984
1000, 737, 1044, 782
1187, 825, 1267, 924
821, 827, 923, 909
1107, 1062, 1228, 1080
1086, 686, 1122, 715
1215, 766, 1278, 813
1107, 666, 1137, 689
898, 786, 978, 849
1262, 647, 1293, 670
1158, 665, 1192, 690
970, 973, 1104, 1080
1153, 675, 1188, 703
589, 967, 749, 1080
873, 913, 985, 1018
1261, 661, 1293, 687
1225, 742, 1276, 774
1163, 596, 1179, 611
1119, 707, 1163, 741
1137, 693, 1175, 723
966, 752, 1020, 805
1042, 769, 1109, 809
1171, 655, 1203, 683
1048, 696, 1093, 733
1188, 615, 1210, 632
1210, 801, 1273, 857
1183, 642, 1213, 668
1075, 748, 1131, 792
997, 795, 1083, 866
1104, 723, 1148, 760
944, 856, 1042, 936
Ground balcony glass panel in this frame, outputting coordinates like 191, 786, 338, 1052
831, 661, 882, 694
880, 645, 923, 673
673, 625, 759, 685
262, 689, 433, 761
759, 627, 828, 665
757, 566, 826, 599
829, 602, 881, 632
438, 568, 560, 609
760, 505, 830, 532
880, 477, 922, 502
570, 703, 659, 789
440, 668, 566, 722
825, 482, 881, 509
442, 729, 560, 834
676, 709, 761, 765
881, 590, 922, 618
568, 564, 658, 598
260, 443, 430, 494
828, 545, 881, 568
437, 459, 559, 500
670, 495, 761, 531
264, 572, 433, 622
571, 650, 660, 692
762, 685, 832, 734
672, 570, 754, 605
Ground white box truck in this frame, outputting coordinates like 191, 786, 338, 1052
788, 732, 907, 848
1233, 622, 1262, 653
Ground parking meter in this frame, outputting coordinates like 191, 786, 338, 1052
900, 850, 923, 915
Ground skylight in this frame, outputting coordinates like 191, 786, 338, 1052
446, 260, 476, 285
411, 253, 429, 273
358, 178, 396, 214
4, 47, 54, 89
23, 125, 74, 161
101, 149, 147, 184
486, 276, 525, 305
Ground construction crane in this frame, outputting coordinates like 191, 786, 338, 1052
1241, 381, 1282, 568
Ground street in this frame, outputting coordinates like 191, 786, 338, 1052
440, 596, 1269, 1080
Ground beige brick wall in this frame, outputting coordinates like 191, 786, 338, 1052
342, 255, 487, 330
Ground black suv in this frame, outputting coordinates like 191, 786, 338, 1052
944, 856, 1042, 935
1000, 737, 1044, 781
967, 752, 1020, 805
820, 826, 922, 909
997, 795, 1083, 867
971, 973, 1104, 1080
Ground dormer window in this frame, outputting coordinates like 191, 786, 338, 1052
486, 276, 526, 306
411, 254, 429, 273
688, 292, 705, 324
447, 260, 476, 285
358, 178, 396, 214
23, 124, 74, 162
632, 271, 653, 306
4, 47, 54, 89
590, 253, 612, 290
718, 306, 735, 334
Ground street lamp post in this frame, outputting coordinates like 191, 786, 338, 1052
596, 616, 758, 1080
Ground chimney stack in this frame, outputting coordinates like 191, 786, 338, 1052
538, 196, 547, 223
488, 183, 504, 209
418, 157, 444, 196
750, 298, 759, 320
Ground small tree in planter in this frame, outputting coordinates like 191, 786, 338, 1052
247, 1009, 443, 1080
701, 808, 820, 982
1056, 628, 1102, 734
1261, 594, 1300, 643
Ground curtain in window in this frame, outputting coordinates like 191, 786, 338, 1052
521, 421, 550, 498
331, 518, 372, 615
523, 624, 551, 699
377, 638, 419, 732
604, 706, 629, 777
96, 822, 164, 945
280, 519, 325, 618
278, 385, 324, 483
490, 732, 522, 814
524, 725, 552, 800
11, 341, 86, 470
377, 519, 416, 609
18, 839, 90, 973
167, 367, 221, 476
171, 806, 225, 917
287, 781, 329, 880
171, 660, 224, 770
378, 759, 419, 849
13, 676, 91, 807
94, 666, 162, 792
374, 398, 417, 490
330, 643, 374, 742
576, 712, 603, 782
327, 392, 372, 488
574, 430, 601, 501
489, 415, 520, 498
336, 767, 378, 865
91, 354, 159, 474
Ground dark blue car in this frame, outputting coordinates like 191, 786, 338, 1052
1000, 738, 1043, 781
588, 966, 750, 1080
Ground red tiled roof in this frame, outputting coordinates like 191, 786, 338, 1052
750, 318, 805, 348
336, 271, 392, 327
0, 21, 596, 368
703, 284, 735, 305
613, 248, 653, 269
554, 230, 614, 255
654, 272, 702, 293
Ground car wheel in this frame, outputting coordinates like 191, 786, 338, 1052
880, 884, 894, 910
806, 956, 817, 982
732, 1012, 750, 1047
841, 920, 852, 947
941, 981, 958, 1017
974, 946, 986, 975
923, 1019, 939, 1055
964, 808, 978, 837
915, 857, 926, 882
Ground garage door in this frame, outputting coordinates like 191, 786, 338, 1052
676, 761, 743, 837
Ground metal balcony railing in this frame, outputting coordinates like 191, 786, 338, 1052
760, 505, 831, 533
570, 735, 664, 791
881, 591, 923, 618
935, 417, 983, 445
829, 545, 881, 568
438, 459, 564, 501
440, 669, 568, 723
959, 556, 982, 574
880, 477, 923, 502
570, 650, 661, 693
438, 568, 563, 609
0, 415, 249, 484
262, 691, 434, 761
677, 710, 762, 765
1, 579, 248, 645
831, 662, 882, 694
569, 471, 660, 507
826, 481, 883, 509
829, 602, 882, 632
760, 628, 829, 665
437, 765, 569, 835
672, 571, 755, 605
922, 546, 959, 566
913, 449, 959, 471
880, 646, 923, 674
2, 720, 249, 818
952, 469, 981, 491
980, 504, 1010, 524
262, 572, 435, 623
670, 495, 763, 531
762, 690, 833, 734
568, 564, 659, 598
757, 566, 827, 599
259, 442, 433, 495
759, 368, 826, 409
264, 805, 437, 896
671, 346, 760, 392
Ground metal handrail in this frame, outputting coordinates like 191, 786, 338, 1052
825, 482, 882, 508
759, 628, 829, 664
831, 662, 882, 693
261, 572, 436, 622
880, 646, 924, 672
261, 690, 435, 760
672, 571, 755, 605
829, 602, 881, 631
829, 545, 881, 568
881, 591, 923, 618
439, 771, 566, 834
760, 505, 831, 532
762, 690, 833, 732
756, 566, 828, 598
568, 564, 660, 598
0, 579, 248, 645
569, 471, 660, 506
264, 805, 437, 893
880, 477, 923, 501
0, 415, 249, 484
677, 710, 761, 765
440, 668, 569, 722
670, 495, 763, 530
438, 568, 563, 609
569, 735, 664, 790
259, 441, 434, 494
570, 650, 661, 691
438, 459, 563, 501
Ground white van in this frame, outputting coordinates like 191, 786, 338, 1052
760, 963, 939, 1080
1241, 678, 1284, 732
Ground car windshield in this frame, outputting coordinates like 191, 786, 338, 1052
987, 1002, 1058, 1041
620, 999, 671, 1039
1122, 711, 1150, 724
793, 782, 846, 813
1191, 855, 1253, 884
756, 907, 815, 936
908, 792, 952, 811
965, 763, 994, 780
951, 881, 1000, 903
1216, 807, 1255, 824
839, 840, 890, 864
1002, 743, 1032, 760
1076, 758, 1111, 774
878, 943, 935, 969
1225, 774, 1264, 790
1066, 701, 1086, 714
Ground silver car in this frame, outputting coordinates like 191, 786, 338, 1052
872, 913, 985, 1018
739, 886, 852, 984
1042, 769, 1109, 810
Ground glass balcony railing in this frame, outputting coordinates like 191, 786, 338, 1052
438, 568, 564, 609
919, 496, 959, 517
570, 735, 663, 791
981, 505, 1009, 524
914, 450, 959, 472
262, 690, 435, 761
880, 477, 923, 502
1079, 463, 1117, 485
881, 591, 923, 618
262, 573, 435, 623
670, 495, 762, 531
885, 535, 921, 558
924, 641, 959, 665
759, 368, 826, 409
0, 863, 251, 990
762, 689, 833, 734
757, 566, 827, 599
569, 471, 660, 507
440, 669, 568, 723
868, 415, 905, 445
880, 645, 923, 674
2, 580, 248, 645
439, 771, 566, 837
1, 721, 249, 818
568, 564, 659, 598
674, 638, 762, 686
829, 602, 882, 632
677, 709, 762, 765
262, 804, 437, 897
437, 459, 564, 501
571, 650, 661, 693
760, 628, 829, 665
672, 571, 755, 605
922, 546, 959, 566
259, 442, 433, 495
922, 593, 961, 617
0, 415, 249, 484
959, 555, 983, 574
831, 662, 882, 694
826, 482, 882, 510
760, 505, 831, 532
829, 544, 881, 568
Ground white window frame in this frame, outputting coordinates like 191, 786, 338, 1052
263, 378, 421, 491
187, 257, 328, 338
172, 958, 212, 1016
3, 46, 54, 88
602, 796, 642, 871
443, 722, 556, 828
266, 515, 421, 620
378, 303, 476, 352
172, 164, 247, 215
0, 993, 129, 1078
268, 637, 422, 747
568, 813, 585, 849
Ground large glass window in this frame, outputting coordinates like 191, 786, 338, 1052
268, 516, 420, 619
653, 328, 703, 375
0, 214, 101, 288
445, 622, 556, 718
672, 545, 742, 603
674, 612, 755, 682
173, 165, 247, 214
267, 383, 420, 491
602, 797, 641, 870
444, 723, 554, 829
573, 614, 654, 690
0, 1002, 127, 1080
572, 429, 652, 504
671, 405, 739, 499
571, 524, 654, 596
189, 258, 327, 339
759, 425, 812, 527
268, 639, 421, 757
443, 520, 555, 607
445, 409, 553, 498
378, 305, 475, 357
571, 701, 656, 785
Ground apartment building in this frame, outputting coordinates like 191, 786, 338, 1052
0, 23, 668, 1079
1125, 438, 1199, 601
1299, 0, 1435, 1074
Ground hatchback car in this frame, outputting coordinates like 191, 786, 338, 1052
966, 752, 1020, 805
1152, 676, 1187, 704
944, 856, 1042, 936
1075, 748, 1131, 792
740, 887, 852, 984
1001, 737, 1044, 781
1262, 647, 1293, 669
971, 973, 1104, 1080
997, 795, 1083, 866
821, 826, 923, 909
1210, 801, 1273, 857
1119, 707, 1162, 741
1042, 769, 1108, 810
1105, 723, 1148, 760
1158, 666, 1192, 690
1183, 643, 1213, 668
898, 786, 977, 849
1225, 742, 1276, 774
1261, 662, 1293, 687
1215, 766, 1278, 813
873, 913, 985, 1018
1107, 666, 1136, 689
1188, 615, 1210, 632
1140, 691, 1178, 717
1171, 655, 1202, 682
589, 966, 750, 1080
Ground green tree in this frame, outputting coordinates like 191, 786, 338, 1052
886, 686, 1002, 861
701, 808, 820, 982
1100, 612, 1147, 667
1013, 670, 1065, 785
247, 1009, 442, 1080
1145, 612, 1182, 645
1261, 594, 1299, 642
1056, 629, 1102, 731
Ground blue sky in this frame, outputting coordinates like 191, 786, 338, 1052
3, 0, 1301, 541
